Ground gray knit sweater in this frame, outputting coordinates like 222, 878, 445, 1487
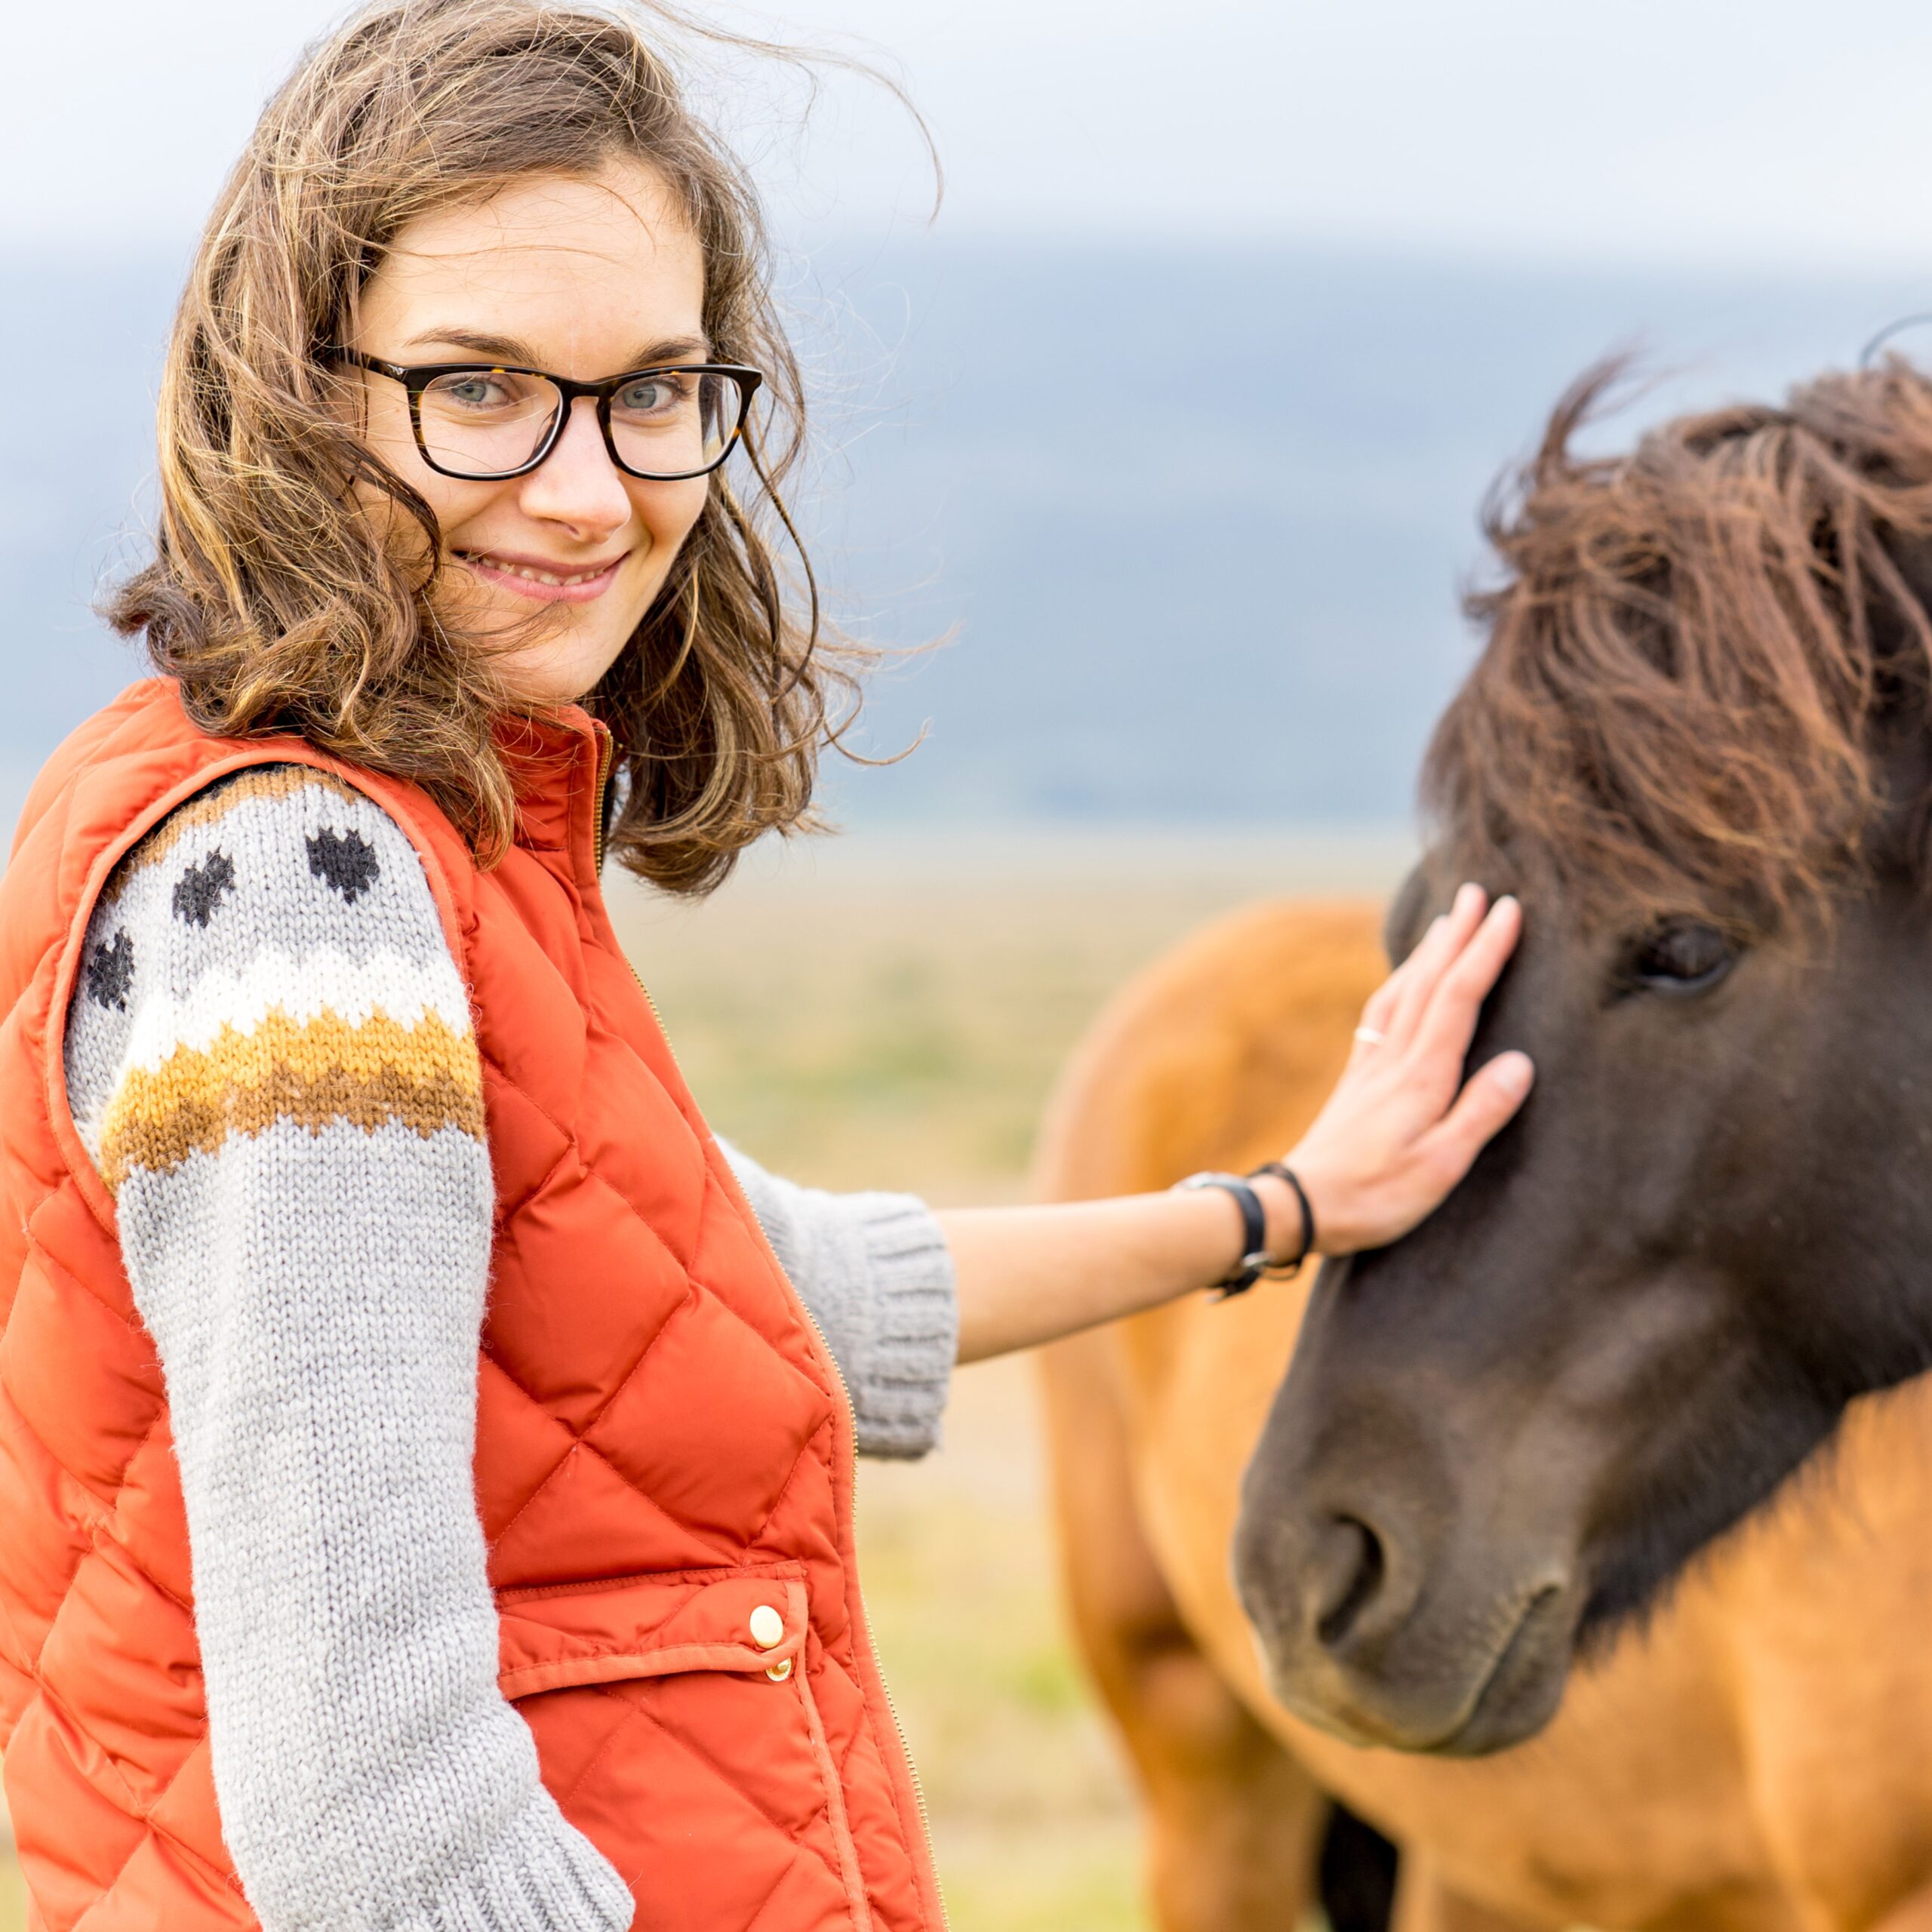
61, 764, 958, 1932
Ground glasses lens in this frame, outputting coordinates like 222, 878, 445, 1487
417, 369, 562, 477
608, 369, 744, 478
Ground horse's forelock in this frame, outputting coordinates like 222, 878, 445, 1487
1424, 358, 1932, 935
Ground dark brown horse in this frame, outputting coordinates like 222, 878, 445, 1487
1234, 360, 1932, 1760
1035, 361, 1932, 1932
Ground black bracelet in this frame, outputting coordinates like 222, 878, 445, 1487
1247, 1160, 1316, 1276
1175, 1171, 1272, 1297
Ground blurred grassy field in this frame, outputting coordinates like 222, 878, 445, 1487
0, 823, 1405, 1932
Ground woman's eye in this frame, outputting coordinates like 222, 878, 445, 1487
442, 376, 509, 409
1626, 919, 1738, 995
615, 376, 685, 416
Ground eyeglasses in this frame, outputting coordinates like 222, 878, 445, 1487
324, 348, 764, 482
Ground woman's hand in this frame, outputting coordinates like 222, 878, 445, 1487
1262, 883, 1533, 1258
940, 883, 1531, 1361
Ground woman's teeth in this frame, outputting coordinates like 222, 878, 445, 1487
463, 552, 611, 586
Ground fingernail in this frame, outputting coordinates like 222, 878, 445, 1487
1494, 1051, 1534, 1092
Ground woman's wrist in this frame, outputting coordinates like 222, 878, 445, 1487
1263, 1151, 1368, 1259
1251, 1168, 1317, 1263
1173, 1168, 1318, 1292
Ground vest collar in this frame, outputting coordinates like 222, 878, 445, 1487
491, 704, 611, 878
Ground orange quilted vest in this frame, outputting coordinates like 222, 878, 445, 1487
0, 678, 943, 1932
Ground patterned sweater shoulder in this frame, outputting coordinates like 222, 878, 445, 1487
66, 764, 480, 1183
60, 762, 958, 1930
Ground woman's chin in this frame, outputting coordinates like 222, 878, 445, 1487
431, 549, 657, 706
494, 654, 614, 708
442, 604, 637, 708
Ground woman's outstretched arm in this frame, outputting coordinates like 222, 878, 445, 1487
939, 884, 1532, 1363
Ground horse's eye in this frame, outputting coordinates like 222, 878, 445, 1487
1627, 919, 1737, 995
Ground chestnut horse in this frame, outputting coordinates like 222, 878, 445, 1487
1035, 365, 1932, 1932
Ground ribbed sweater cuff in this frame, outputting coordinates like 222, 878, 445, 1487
391, 1791, 634, 1932
844, 1195, 958, 1461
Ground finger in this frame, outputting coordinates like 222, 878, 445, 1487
1415, 1050, 1535, 1175
1386, 884, 1487, 1047
1411, 895, 1522, 1064
1383, 900, 1470, 1042
1357, 962, 1408, 1037
1353, 952, 1424, 1064
1352, 915, 1444, 1054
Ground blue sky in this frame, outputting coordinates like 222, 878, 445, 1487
15, 0, 1932, 267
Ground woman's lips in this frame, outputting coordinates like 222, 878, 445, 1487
455, 548, 629, 605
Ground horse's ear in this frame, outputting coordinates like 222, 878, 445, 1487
1383, 863, 1438, 968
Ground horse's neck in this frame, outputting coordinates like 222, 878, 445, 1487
1698, 1365, 1932, 1611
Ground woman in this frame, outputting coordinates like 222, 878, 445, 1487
0, 3, 1533, 1927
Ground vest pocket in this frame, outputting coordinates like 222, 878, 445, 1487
497, 1564, 810, 1697
496, 1564, 871, 1930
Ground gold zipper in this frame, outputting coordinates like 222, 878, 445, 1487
591, 724, 614, 878
585, 724, 947, 1925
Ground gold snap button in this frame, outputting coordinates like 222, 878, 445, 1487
749, 1604, 784, 1650
764, 1657, 794, 1683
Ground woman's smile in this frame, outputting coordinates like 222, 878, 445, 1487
453, 545, 633, 605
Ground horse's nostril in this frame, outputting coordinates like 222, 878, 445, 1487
1313, 1515, 1387, 1651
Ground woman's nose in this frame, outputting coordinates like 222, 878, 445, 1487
516, 397, 632, 538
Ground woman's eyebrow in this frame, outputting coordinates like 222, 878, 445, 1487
400, 326, 714, 367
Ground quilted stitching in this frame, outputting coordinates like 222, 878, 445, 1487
582, 1291, 831, 1540
9, 1669, 232, 1925
555, 1684, 851, 1900
728, 1859, 803, 1932
476, 1194, 829, 1565
615, 1679, 846, 1877
480, 1360, 743, 1577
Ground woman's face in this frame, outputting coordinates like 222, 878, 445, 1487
349, 160, 711, 708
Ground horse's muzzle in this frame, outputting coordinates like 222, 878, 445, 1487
1232, 1486, 1580, 1756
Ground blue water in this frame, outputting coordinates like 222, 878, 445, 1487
6, 235, 1928, 828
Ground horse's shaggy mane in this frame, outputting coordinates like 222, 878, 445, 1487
1426, 359, 1932, 931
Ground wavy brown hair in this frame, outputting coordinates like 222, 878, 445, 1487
107, 0, 903, 891
1424, 358, 1932, 933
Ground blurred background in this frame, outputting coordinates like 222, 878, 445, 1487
9, 2, 1932, 1924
